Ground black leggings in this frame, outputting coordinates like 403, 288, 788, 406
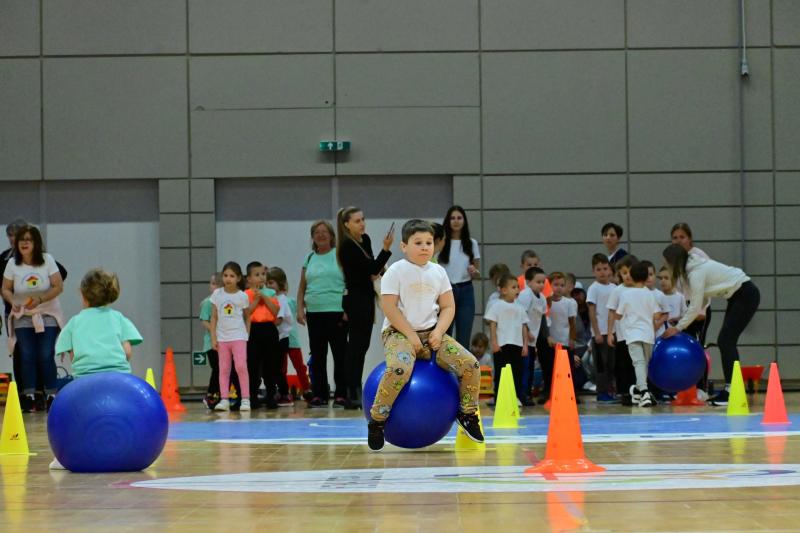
248, 322, 281, 403
718, 281, 760, 384
307, 311, 348, 399
344, 293, 375, 403
493, 344, 524, 402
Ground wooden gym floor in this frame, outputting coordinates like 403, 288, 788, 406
2, 394, 800, 533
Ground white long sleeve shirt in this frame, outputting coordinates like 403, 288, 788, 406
675, 254, 749, 331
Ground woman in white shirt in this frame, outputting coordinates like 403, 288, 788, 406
438, 206, 480, 348
671, 223, 713, 344
662, 244, 760, 406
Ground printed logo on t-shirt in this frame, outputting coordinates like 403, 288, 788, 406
23, 274, 41, 289
409, 282, 436, 296
222, 302, 234, 316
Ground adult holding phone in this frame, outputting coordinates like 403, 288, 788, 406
337, 207, 393, 409
438, 205, 480, 348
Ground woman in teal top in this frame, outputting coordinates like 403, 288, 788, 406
296, 220, 348, 407
55, 269, 142, 377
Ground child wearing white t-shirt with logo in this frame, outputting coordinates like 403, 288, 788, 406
210, 261, 251, 412
484, 273, 529, 405
614, 261, 661, 408
368, 220, 483, 451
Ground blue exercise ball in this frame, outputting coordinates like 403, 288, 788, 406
48, 372, 168, 472
649, 333, 707, 393
363, 357, 460, 449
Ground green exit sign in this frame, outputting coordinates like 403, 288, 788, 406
192, 351, 208, 366
319, 140, 351, 152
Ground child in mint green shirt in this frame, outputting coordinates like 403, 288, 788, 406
55, 269, 142, 377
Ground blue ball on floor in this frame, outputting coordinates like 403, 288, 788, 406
48, 372, 168, 472
649, 333, 707, 393
363, 356, 460, 449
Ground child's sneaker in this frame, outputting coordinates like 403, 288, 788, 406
277, 396, 294, 407
638, 390, 654, 407
456, 412, 485, 443
710, 389, 729, 406
240, 399, 251, 411
308, 396, 328, 408
596, 392, 619, 404
49, 457, 67, 470
214, 398, 230, 411
367, 420, 386, 451
46, 394, 56, 412
302, 390, 314, 402
332, 397, 348, 409
629, 385, 642, 404
20, 394, 35, 413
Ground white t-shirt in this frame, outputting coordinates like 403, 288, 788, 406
3, 252, 59, 300
549, 297, 577, 346
615, 287, 660, 344
381, 259, 452, 331
483, 299, 528, 348
586, 281, 616, 335
275, 293, 293, 340
658, 291, 687, 336
485, 290, 500, 315
441, 238, 480, 284
606, 284, 631, 340
210, 288, 250, 342
516, 286, 547, 342
651, 288, 670, 337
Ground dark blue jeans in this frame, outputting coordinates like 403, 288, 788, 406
448, 281, 475, 349
16, 326, 59, 395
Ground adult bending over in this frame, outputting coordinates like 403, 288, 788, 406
337, 207, 393, 409
661, 244, 759, 406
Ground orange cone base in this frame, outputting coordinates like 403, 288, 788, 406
525, 458, 606, 475
672, 387, 705, 406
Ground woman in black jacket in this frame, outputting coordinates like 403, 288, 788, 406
337, 206, 394, 409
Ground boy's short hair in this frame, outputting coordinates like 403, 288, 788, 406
601, 222, 624, 238
524, 266, 545, 281
471, 332, 489, 347
629, 261, 649, 283
566, 272, 576, 284
430, 222, 445, 241
639, 259, 655, 272
401, 219, 434, 243
246, 261, 263, 276
497, 273, 517, 288
591, 253, 610, 267
548, 271, 566, 282
615, 254, 639, 270
488, 263, 511, 281
659, 265, 669, 273
520, 249, 539, 264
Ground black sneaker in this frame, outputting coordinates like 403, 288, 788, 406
456, 412, 485, 443
332, 397, 348, 409
20, 394, 35, 413
34, 392, 46, 412
620, 394, 634, 406
46, 394, 56, 412
710, 389, 729, 406
308, 397, 328, 408
367, 420, 386, 451
638, 390, 654, 407
629, 385, 642, 404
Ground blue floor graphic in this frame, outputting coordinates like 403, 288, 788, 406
168, 413, 800, 445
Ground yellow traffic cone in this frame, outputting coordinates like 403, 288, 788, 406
492, 365, 520, 429
727, 361, 750, 416
0, 383, 35, 456
456, 408, 486, 452
145, 368, 157, 390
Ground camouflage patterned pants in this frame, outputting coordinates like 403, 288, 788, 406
369, 328, 480, 422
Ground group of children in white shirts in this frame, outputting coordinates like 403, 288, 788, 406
479, 249, 690, 408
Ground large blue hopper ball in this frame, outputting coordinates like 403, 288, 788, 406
649, 333, 707, 393
48, 372, 168, 472
363, 357, 460, 449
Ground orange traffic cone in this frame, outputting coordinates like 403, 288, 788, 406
762, 362, 790, 425
672, 385, 704, 406
160, 347, 186, 412
525, 348, 604, 474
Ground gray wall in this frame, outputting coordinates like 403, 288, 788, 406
1, 0, 798, 381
